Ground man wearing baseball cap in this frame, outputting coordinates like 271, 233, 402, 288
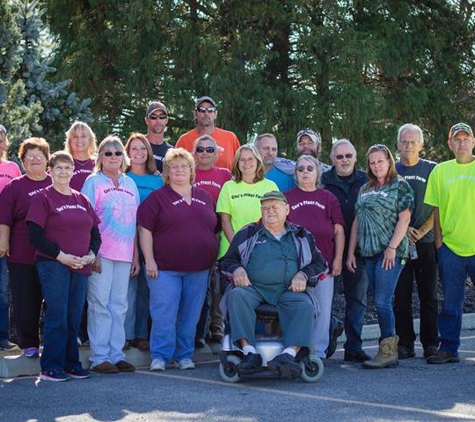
176, 96, 240, 170
424, 122, 475, 364
296, 128, 332, 173
144, 101, 172, 173
220, 190, 327, 378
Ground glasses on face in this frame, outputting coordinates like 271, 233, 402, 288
261, 204, 286, 212
24, 154, 46, 161
147, 114, 168, 120
335, 153, 354, 160
53, 165, 73, 172
196, 106, 216, 113
104, 151, 123, 157
196, 146, 216, 154
297, 165, 315, 172
169, 164, 189, 171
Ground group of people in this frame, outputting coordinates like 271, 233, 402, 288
0, 95, 473, 382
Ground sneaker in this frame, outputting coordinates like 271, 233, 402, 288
423, 346, 439, 359
39, 370, 71, 382
0, 340, 20, 351
237, 352, 263, 375
91, 361, 119, 374
150, 358, 166, 371
115, 360, 136, 372
325, 320, 344, 359
132, 338, 150, 352
398, 345, 416, 360
65, 368, 91, 379
174, 358, 195, 370
426, 350, 460, 364
267, 353, 302, 378
23, 347, 40, 358
344, 350, 371, 363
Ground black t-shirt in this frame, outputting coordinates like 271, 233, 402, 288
151, 141, 173, 173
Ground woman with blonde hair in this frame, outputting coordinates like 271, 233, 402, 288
138, 148, 219, 371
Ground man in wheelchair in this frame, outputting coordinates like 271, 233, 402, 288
220, 191, 328, 378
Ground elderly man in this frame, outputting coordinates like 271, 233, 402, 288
254, 133, 295, 191
176, 96, 240, 170
220, 191, 328, 378
144, 101, 172, 173
321, 139, 370, 362
425, 122, 475, 364
394, 124, 438, 360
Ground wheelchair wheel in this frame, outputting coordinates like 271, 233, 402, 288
299, 354, 324, 383
219, 354, 242, 383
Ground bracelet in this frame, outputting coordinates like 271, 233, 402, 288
387, 245, 397, 250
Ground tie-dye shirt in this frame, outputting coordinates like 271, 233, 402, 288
82, 172, 139, 263
355, 177, 413, 258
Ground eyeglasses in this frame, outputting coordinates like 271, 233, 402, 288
196, 146, 216, 153
335, 153, 354, 160
24, 154, 46, 161
53, 165, 73, 172
261, 204, 286, 212
169, 164, 189, 171
196, 106, 216, 113
297, 165, 315, 172
147, 114, 168, 120
104, 151, 123, 157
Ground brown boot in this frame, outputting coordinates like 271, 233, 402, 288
362, 336, 399, 369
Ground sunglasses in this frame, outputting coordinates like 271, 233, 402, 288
147, 114, 168, 120
196, 106, 216, 113
104, 151, 123, 157
335, 153, 354, 160
195, 146, 216, 153
297, 165, 315, 172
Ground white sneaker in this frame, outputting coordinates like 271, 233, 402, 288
150, 358, 166, 371
174, 358, 195, 370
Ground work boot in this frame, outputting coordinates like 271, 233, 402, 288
362, 336, 399, 369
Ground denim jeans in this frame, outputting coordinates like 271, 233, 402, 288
394, 242, 438, 350
437, 244, 475, 355
147, 270, 208, 362
37, 261, 87, 372
341, 257, 369, 354
87, 257, 131, 367
365, 254, 404, 340
0, 257, 10, 341
125, 267, 150, 340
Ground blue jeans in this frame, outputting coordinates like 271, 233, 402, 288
0, 257, 10, 341
437, 244, 475, 355
125, 267, 150, 340
341, 257, 369, 354
364, 255, 404, 340
147, 270, 209, 362
36, 261, 87, 372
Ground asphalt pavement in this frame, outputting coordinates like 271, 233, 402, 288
1, 330, 475, 422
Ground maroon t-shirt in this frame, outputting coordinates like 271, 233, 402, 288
285, 188, 345, 271
137, 185, 219, 272
193, 167, 232, 204
26, 186, 101, 275
70, 158, 94, 191
0, 174, 52, 264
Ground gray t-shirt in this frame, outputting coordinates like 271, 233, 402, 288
396, 158, 437, 243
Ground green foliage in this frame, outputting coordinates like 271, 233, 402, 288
44, 0, 475, 163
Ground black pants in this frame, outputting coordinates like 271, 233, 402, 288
8, 263, 43, 349
394, 242, 438, 349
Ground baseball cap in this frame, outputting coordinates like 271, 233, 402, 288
0, 124, 7, 134
297, 128, 321, 145
195, 96, 217, 108
449, 122, 474, 139
260, 190, 288, 204
146, 101, 167, 117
